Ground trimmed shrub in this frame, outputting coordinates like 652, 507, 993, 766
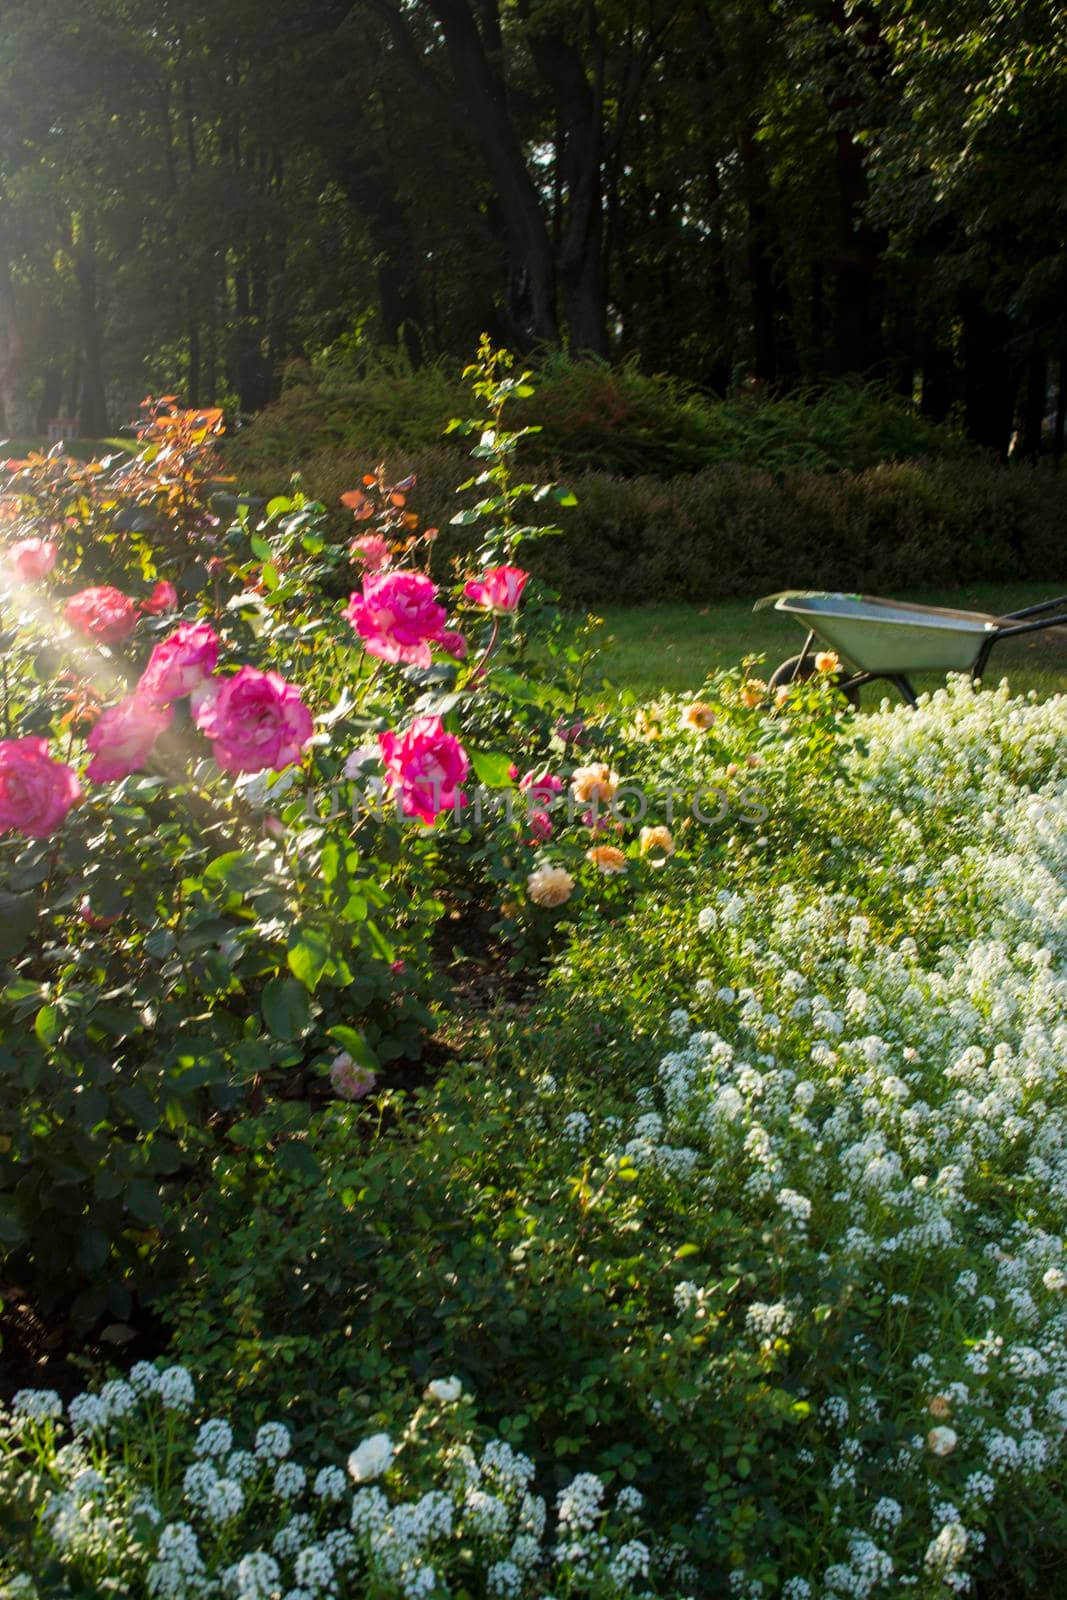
227, 443, 1065, 607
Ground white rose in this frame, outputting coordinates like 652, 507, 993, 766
426, 1377, 463, 1403
348, 1433, 394, 1483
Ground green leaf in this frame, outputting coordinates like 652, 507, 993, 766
287, 926, 333, 992
469, 749, 514, 789
250, 534, 273, 560
261, 976, 311, 1040
126, 1179, 164, 1227
204, 852, 259, 894
0, 891, 37, 960
327, 1025, 378, 1071
34, 1004, 61, 1048
554, 487, 578, 507
275, 1141, 321, 1181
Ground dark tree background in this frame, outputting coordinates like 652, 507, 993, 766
0, 0, 1064, 456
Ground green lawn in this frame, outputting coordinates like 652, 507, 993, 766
592, 581, 1067, 704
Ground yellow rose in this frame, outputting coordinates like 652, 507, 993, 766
814, 650, 840, 674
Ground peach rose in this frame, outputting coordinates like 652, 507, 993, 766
682, 701, 716, 731
740, 680, 766, 709
639, 825, 674, 859
586, 844, 627, 875
527, 864, 575, 908
814, 650, 840, 673
570, 763, 618, 806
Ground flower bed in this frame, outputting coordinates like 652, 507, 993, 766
1, 347, 1066, 1596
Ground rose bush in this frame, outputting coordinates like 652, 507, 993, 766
0, 344, 699, 1318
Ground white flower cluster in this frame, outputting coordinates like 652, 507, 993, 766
592, 683, 1067, 1591
0, 1371, 653, 1600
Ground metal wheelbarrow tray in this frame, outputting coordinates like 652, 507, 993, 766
755, 589, 1067, 706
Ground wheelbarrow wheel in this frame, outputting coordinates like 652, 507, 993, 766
768, 654, 861, 710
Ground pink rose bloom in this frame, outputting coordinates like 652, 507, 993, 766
349, 534, 392, 573
0, 737, 81, 838
528, 810, 554, 843
330, 1052, 376, 1101
438, 629, 467, 660
464, 564, 529, 614
193, 665, 313, 774
137, 622, 219, 706
9, 538, 57, 582
141, 580, 178, 615
64, 585, 139, 645
378, 715, 469, 826
520, 769, 563, 805
86, 695, 173, 783
345, 570, 447, 668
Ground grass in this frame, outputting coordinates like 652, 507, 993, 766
1, 437, 135, 462
591, 581, 1067, 704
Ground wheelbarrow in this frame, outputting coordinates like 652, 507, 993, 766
755, 590, 1067, 706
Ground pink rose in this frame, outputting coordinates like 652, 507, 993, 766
378, 715, 469, 825
438, 629, 468, 660
464, 565, 529, 614
64, 585, 139, 645
0, 737, 81, 838
193, 665, 313, 774
137, 623, 219, 706
345, 571, 447, 668
528, 810, 554, 843
349, 534, 391, 574
330, 1052, 376, 1101
9, 538, 57, 582
519, 769, 563, 804
141, 580, 178, 615
86, 695, 173, 782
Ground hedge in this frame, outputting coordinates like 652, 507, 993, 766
229, 442, 1065, 606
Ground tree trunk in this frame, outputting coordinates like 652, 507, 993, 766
35, 367, 63, 434
920, 337, 955, 423
738, 124, 778, 384
425, 0, 559, 348
1054, 346, 1067, 464
331, 149, 426, 363
824, 0, 886, 378
961, 293, 1014, 456
73, 214, 108, 436
0, 250, 31, 435
1021, 344, 1046, 458
522, 11, 608, 356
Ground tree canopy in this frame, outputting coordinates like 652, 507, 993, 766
0, 0, 1064, 455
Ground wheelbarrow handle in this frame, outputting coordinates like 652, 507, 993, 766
1001, 593, 1067, 621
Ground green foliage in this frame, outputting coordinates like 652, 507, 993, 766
233, 354, 973, 484
161, 677, 1067, 1592
229, 433, 1066, 608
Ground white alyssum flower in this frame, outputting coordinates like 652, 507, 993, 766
10, 1390, 63, 1423
157, 1368, 196, 1412
254, 1422, 292, 1461
195, 1419, 234, 1459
